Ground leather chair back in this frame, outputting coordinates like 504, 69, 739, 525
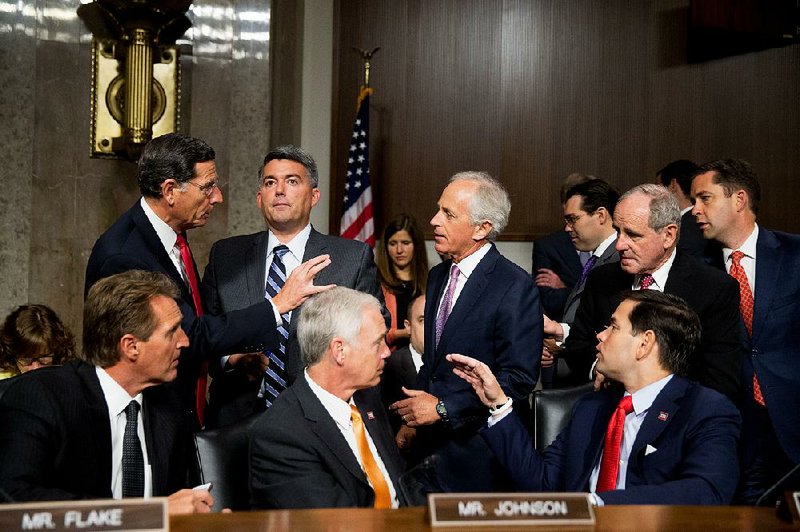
530, 383, 593, 451
192, 413, 261, 511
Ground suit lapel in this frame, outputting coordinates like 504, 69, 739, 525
628, 377, 687, 469
294, 378, 371, 489
246, 231, 269, 305
663, 252, 694, 300
753, 229, 780, 342
577, 393, 618, 490
423, 263, 449, 367
76, 363, 114, 491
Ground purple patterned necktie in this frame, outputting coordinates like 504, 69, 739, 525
435, 264, 460, 347
577, 255, 598, 288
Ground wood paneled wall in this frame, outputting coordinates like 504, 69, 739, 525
330, 0, 800, 240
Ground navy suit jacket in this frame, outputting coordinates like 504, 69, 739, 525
532, 230, 582, 321
0, 362, 193, 501
416, 244, 542, 490
200, 228, 384, 427
249, 377, 405, 509
742, 228, 800, 463
483, 376, 741, 505
85, 202, 277, 412
562, 252, 744, 399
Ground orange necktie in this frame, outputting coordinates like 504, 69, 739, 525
350, 404, 391, 508
729, 251, 765, 406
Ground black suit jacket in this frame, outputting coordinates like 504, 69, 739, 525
531, 230, 582, 321
85, 201, 277, 413
200, 228, 384, 427
678, 210, 724, 268
249, 376, 405, 509
380, 346, 419, 432
483, 376, 741, 505
561, 252, 744, 399
0, 362, 192, 501
416, 245, 542, 491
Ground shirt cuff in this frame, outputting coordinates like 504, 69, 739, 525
589, 493, 604, 506
487, 398, 514, 427
268, 299, 282, 325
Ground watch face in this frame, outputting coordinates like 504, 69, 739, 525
436, 401, 447, 416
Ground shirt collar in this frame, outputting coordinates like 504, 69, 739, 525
636, 248, 676, 290
680, 206, 693, 216
593, 232, 617, 258
453, 242, 492, 279
268, 224, 312, 262
95, 366, 142, 416
627, 374, 673, 415
140, 197, 178, 252
722, 224, 759, 263
304, 369, 353, 428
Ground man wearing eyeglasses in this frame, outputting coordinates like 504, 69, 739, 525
86, 133, 283, 427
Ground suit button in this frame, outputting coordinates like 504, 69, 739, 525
431, 376, 438, 382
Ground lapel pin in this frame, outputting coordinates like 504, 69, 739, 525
657, 411, 669, 421
367, 411, 375, 420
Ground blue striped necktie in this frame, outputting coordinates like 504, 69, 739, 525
261, 245, 291, 407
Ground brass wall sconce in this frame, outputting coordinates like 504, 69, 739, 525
78, 1, 193, 160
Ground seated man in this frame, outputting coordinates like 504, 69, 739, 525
449, 290, 741, 505
250, 287, 405, 509
0, 270, 213, 514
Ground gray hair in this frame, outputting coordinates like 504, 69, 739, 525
618, 183, 681, 232
259, 145, 319, 188
449, 171, 511, 241
297, 287, 383, 367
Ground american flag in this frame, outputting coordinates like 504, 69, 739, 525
340, 86, 375, 247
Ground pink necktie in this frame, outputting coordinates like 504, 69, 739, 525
435, 264, 460, 347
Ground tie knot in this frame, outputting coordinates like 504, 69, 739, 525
350, 404, 362, 422
731, 250, 745, 265
639, 274, 655, 290
273, 245, 290, 259
618, 395, 634, 415
449, 264, 460, 281
175, 233, 188, 250
125, 400, 140, 418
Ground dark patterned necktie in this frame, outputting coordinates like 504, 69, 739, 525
577, 255, 598, 288
122, 400, 144, 497
639, 274, 655, 290
262, 245, 291, 407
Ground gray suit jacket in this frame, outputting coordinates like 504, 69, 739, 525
561, 238, 619, 324
201, 227, 384, 427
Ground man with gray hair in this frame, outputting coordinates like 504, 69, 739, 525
201, 145, 384, 428
249, 287, 404, 509
390, 171, 543, 491
555, 184, 744, 399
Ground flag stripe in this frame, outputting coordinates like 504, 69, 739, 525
340, 86, 374, 247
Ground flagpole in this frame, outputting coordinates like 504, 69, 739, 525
354, 47, 380, 88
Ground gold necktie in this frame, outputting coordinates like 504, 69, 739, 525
350, 404, 391, 508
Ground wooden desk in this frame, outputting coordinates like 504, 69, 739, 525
172, 505, 793, 531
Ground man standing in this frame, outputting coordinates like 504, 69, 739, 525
249, 287, 404, 509
449, 290, 741, 505
85, 133, 279, 425
559, 184, 743, 400
692, 158, 800, 504
391, 171, 542, 491
543, 179, 619, 385
201, 145, 383, 427
0, 270, 214, 514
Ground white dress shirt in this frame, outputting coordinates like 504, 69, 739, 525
436, 242, 492, 317
140, 197, 183, 282
96, 367, 152, 499
632, 248, 677, 292
263, 224, 312, 324
722, 225, 758, 294
409, 344, 424, 374
304, 371, 399, 508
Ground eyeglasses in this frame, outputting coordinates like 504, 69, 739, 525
563, 213, 586, 227
16, 355, 54, 367
184, 180, 221, 197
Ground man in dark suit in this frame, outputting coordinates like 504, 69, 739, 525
449, 290, 741, 505
249, 287, 405, 509
381, 294, 425, 434
0, 270, 214, 514
558, 184, 743, 399
391, 171, 542, 492
85, 134, 281, 425
543, 179, 619, 385
692, 158, 800, 504
532, 173, 596, 321
201, 145, 382, 427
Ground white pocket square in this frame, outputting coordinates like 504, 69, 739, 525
645, 444, 657, 456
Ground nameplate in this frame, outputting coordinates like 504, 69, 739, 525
0, 498, 167, 531
428, 492, 595, 527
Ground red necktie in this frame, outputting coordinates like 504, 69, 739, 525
729, 251, 765, 407
596, 395, 634, 492
175, 233, 209, 425
639, 274, 655, 290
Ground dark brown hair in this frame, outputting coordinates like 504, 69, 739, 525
0, 304, 76, 373
376, 214, 429, 296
